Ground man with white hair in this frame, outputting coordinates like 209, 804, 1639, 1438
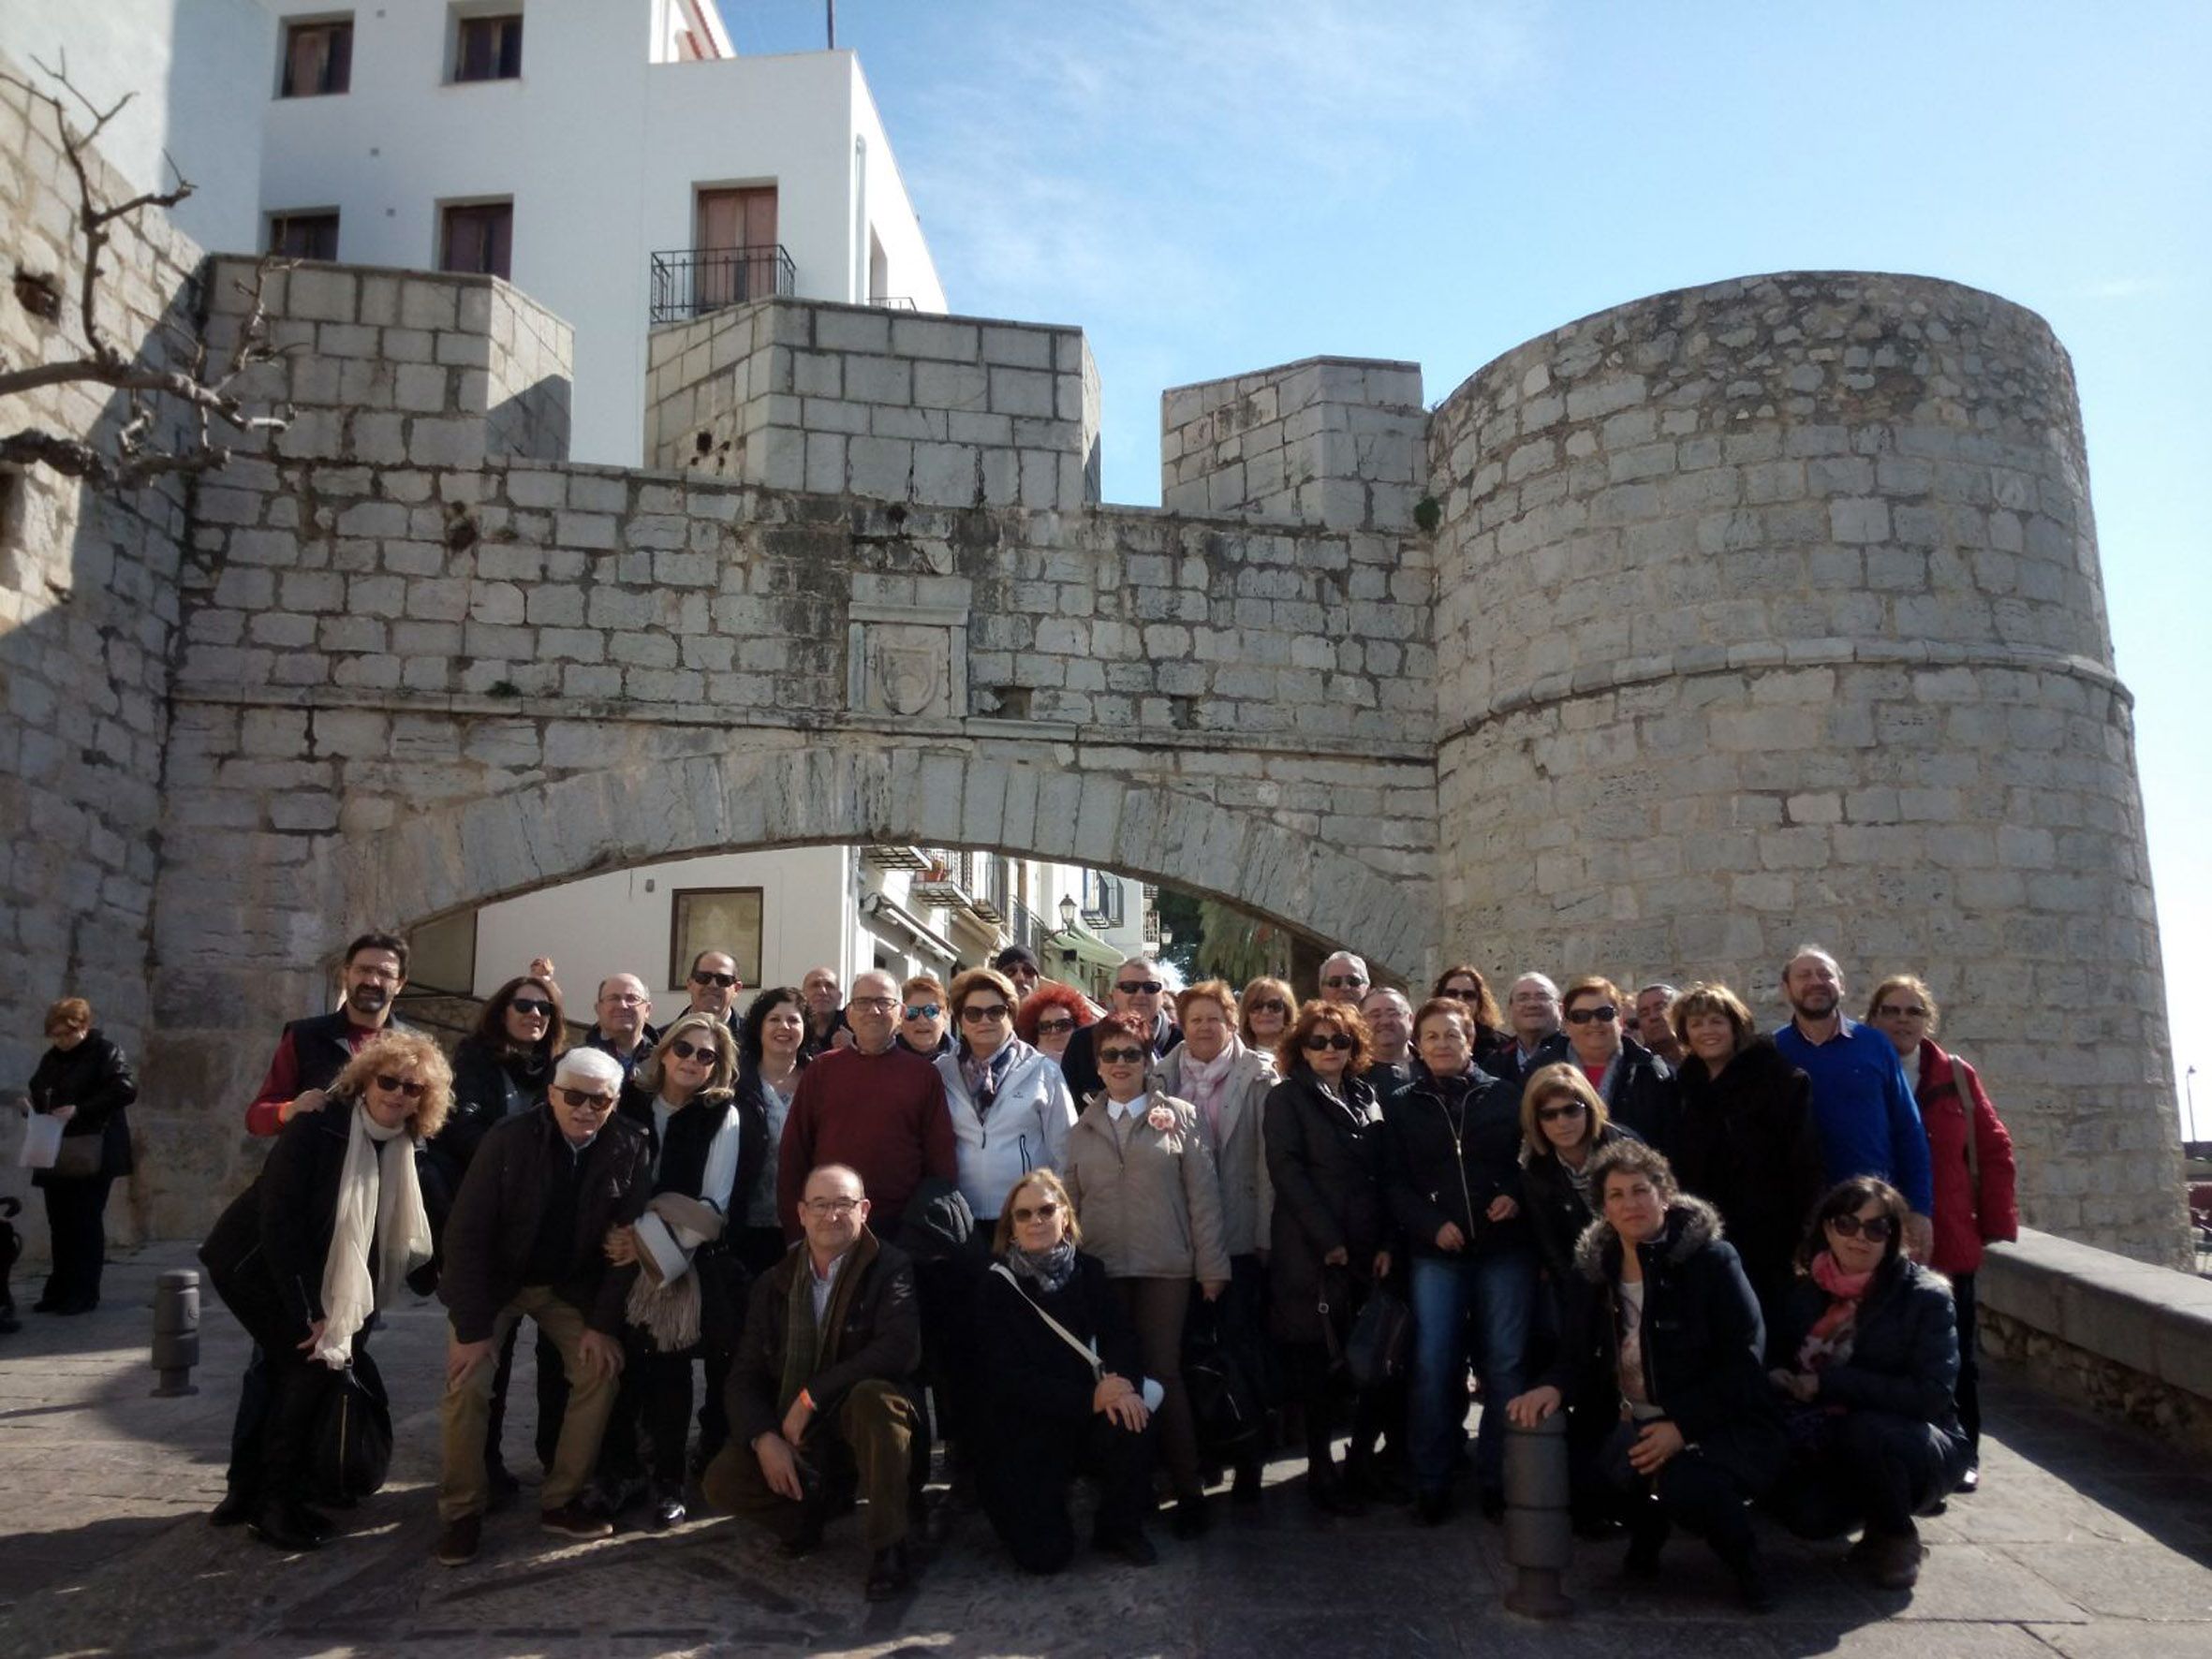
435, 1047, 652, 1565
1319, 951, 1371, 1007
1499, 972, 1571, 1084
1634, 982, 1684, 1067
1056, 955, 1183, 1100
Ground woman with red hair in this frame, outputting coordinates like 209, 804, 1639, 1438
1016, 980, 1096, 1067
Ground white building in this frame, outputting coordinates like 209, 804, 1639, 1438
417, 846, 1155, 1017
256, 0, 946, 463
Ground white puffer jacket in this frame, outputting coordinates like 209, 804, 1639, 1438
934, 1041, 1077, 1221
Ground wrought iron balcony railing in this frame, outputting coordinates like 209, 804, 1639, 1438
649, 243, 796, 325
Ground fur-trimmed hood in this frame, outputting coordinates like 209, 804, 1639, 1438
1571, 1194, 1724, 1284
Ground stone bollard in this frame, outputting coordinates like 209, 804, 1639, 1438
151, 1268, 200, 1397
1501, 1408, 1572, 1618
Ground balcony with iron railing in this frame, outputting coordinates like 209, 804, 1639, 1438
649, 243, 796, 325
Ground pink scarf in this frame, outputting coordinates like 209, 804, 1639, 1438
1794, 1250, 1875, 1374
1179, 1038, 1242, 1143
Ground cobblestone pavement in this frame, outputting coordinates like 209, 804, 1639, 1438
1, 1246, 2208, 1658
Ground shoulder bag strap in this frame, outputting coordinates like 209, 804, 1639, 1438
989, 1262, 1102, 1377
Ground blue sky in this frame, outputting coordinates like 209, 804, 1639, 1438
732, 0, 2208, 1133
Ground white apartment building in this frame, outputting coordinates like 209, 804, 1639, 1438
257, 0, 947, 463
418, 846, 1157, 1015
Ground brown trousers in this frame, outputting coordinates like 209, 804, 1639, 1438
439, 1287, 616, 1521
702, 1378, 921, 1551
1114, 1276, 1198, 1498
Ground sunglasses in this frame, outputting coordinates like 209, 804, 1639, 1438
1303, 1033, 1355, 1051
1097, 1047, 1146, 1065
904, 1004, 942, 1020
960, 1004, 1010, 1023
1249, 1000, 1288, 1017
1034, 1017, 1076, 1035
1321, 975, 1367, 990
1011, 1200, 1061, 1224
510, 996, 554, 1019
1827, 1212, 1895, 1241
1877, 1004, 1928, 1019
557, 1087, 614, 1109
1564, 1005, 1618, 1024
668, 1037, 715, 1062
372, 1074, 426, 1098
1537, 1102, 1586, 1123
1442, 987, 1484, 1002
1115, 979, 1164, 995
690, 971, 738, 989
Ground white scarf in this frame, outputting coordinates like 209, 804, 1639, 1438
1179, 1037, 1242, 1143
314, 1100, 433, 1370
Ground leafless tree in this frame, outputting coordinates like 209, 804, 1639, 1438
0, 53, 290, 491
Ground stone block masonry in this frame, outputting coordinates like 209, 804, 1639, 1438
644, 299, 1100, 514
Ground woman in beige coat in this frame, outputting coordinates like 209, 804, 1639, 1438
1064, 1011, 1230, 1538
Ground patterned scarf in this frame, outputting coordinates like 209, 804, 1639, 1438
960, 1040, 1017, 1121
1002, 1238, 1079, 1294
1794, 1249, 1876, 1373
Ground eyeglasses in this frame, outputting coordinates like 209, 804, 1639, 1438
1442, 987, 1484, 1002
691, 970, 738, 989
1249, 1000, 1288, 1017
903, 1004, 942, 1020
557, 1087, 614, 1109
510, 996, 555, 1019
960, 1004, 1010, 1024
1322, 976, 1367, 990
372, 1074, 426, 1098
1827, 1212, 1895, 1241
1097, 1047, 1145, 1065
1011, 1200, 1061, 1223
803, 1196, 863, 1216
601, 992, 644, 1006
1303, 1033, 1355, 1051
1876, 1004, 1928, 1019
1536, 1102, 1586, 1123
1564, 1005, 1618, 1025
849, 996, 897, 1012
668, 1038, 714, 1062
1115, 979, 1164, 996
1034, 1016, 1076, 1035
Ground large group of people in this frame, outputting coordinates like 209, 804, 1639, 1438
18, 925, 2020, 1610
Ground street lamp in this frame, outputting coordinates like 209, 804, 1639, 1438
1058, 893, 1078, 933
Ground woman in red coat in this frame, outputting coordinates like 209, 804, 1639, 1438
1867, 975, 2018, 1490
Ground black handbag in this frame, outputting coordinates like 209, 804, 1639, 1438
311, 1346, 393, 1500
50, 1132, 103, 1181
1183, 1295, 1263, 1452
1344, 1286, 1412, 1390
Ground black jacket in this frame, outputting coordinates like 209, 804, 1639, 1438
731, 1056, 801, 1227
27, 1033, 137, 1185
1384, 1064, 1529, 1260
437, 1105, 651, 1342
200, 1095, 436, 1346
430, 1035, 552, 1177
1263, 1069, 1391, 1345
975, 1252, 1142, 1432
1541, 1197, 1786, 1493
585, 1021, 661, 1086
1059, 1012, 1182, 1104
284, 1008, 420, 1095
1495, 1029, 1571, 1087
1771, 1255, 1966, 1434
1520, 1121, 1641, 1284
726, 1230, 921, 1447
1673, 1038, 1825, 1309
1600, 1039, 1680, 1155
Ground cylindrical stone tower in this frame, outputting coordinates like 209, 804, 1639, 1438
1428, 271, 2181, 1263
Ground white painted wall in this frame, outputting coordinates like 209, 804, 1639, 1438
0, 0, 272, 254
258, 0, 944, 465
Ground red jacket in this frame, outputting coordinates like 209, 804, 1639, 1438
1914, 1040, 2019, 1274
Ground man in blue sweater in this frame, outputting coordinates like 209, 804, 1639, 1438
1773, 945, 1935, 1258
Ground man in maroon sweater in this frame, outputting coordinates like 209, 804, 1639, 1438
777, 970, 956, 1242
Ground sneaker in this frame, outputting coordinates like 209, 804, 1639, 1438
435, 1513, 482, 1567
539, 1502, 613, 1540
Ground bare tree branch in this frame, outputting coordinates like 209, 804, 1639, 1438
0, 55, 289, 492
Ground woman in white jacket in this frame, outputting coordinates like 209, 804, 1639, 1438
936, 968, 1077, 1218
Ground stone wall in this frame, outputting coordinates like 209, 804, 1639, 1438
0, 60, 210, 1240
1426, 272, 2182, 1261
1161, 356, 1424, 531
644, 298, 1100, 513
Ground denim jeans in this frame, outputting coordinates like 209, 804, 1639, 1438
1408, 1249, 1537, 1496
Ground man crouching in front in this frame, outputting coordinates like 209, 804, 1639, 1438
704, 1164, 924, 1601
435, 1048, 650, 1565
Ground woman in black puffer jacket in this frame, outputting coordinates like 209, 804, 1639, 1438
25, 998, 138, 1315
1766, 1177, 1969, 1593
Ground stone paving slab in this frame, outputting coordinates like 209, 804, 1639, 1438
1, 1246, 2208, 1658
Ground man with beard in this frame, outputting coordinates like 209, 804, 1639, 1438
216, 931, 416, 1526
1772, 946, 1935, 1256
244, 932, 416, 1136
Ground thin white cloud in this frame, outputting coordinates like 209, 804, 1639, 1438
2082, 276, 2169, 300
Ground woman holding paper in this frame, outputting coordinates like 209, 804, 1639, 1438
24, 998, 139, 1314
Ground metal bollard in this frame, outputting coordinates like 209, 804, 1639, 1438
1501, 1407, 1573, 1618
151, 1268, 201, 1397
